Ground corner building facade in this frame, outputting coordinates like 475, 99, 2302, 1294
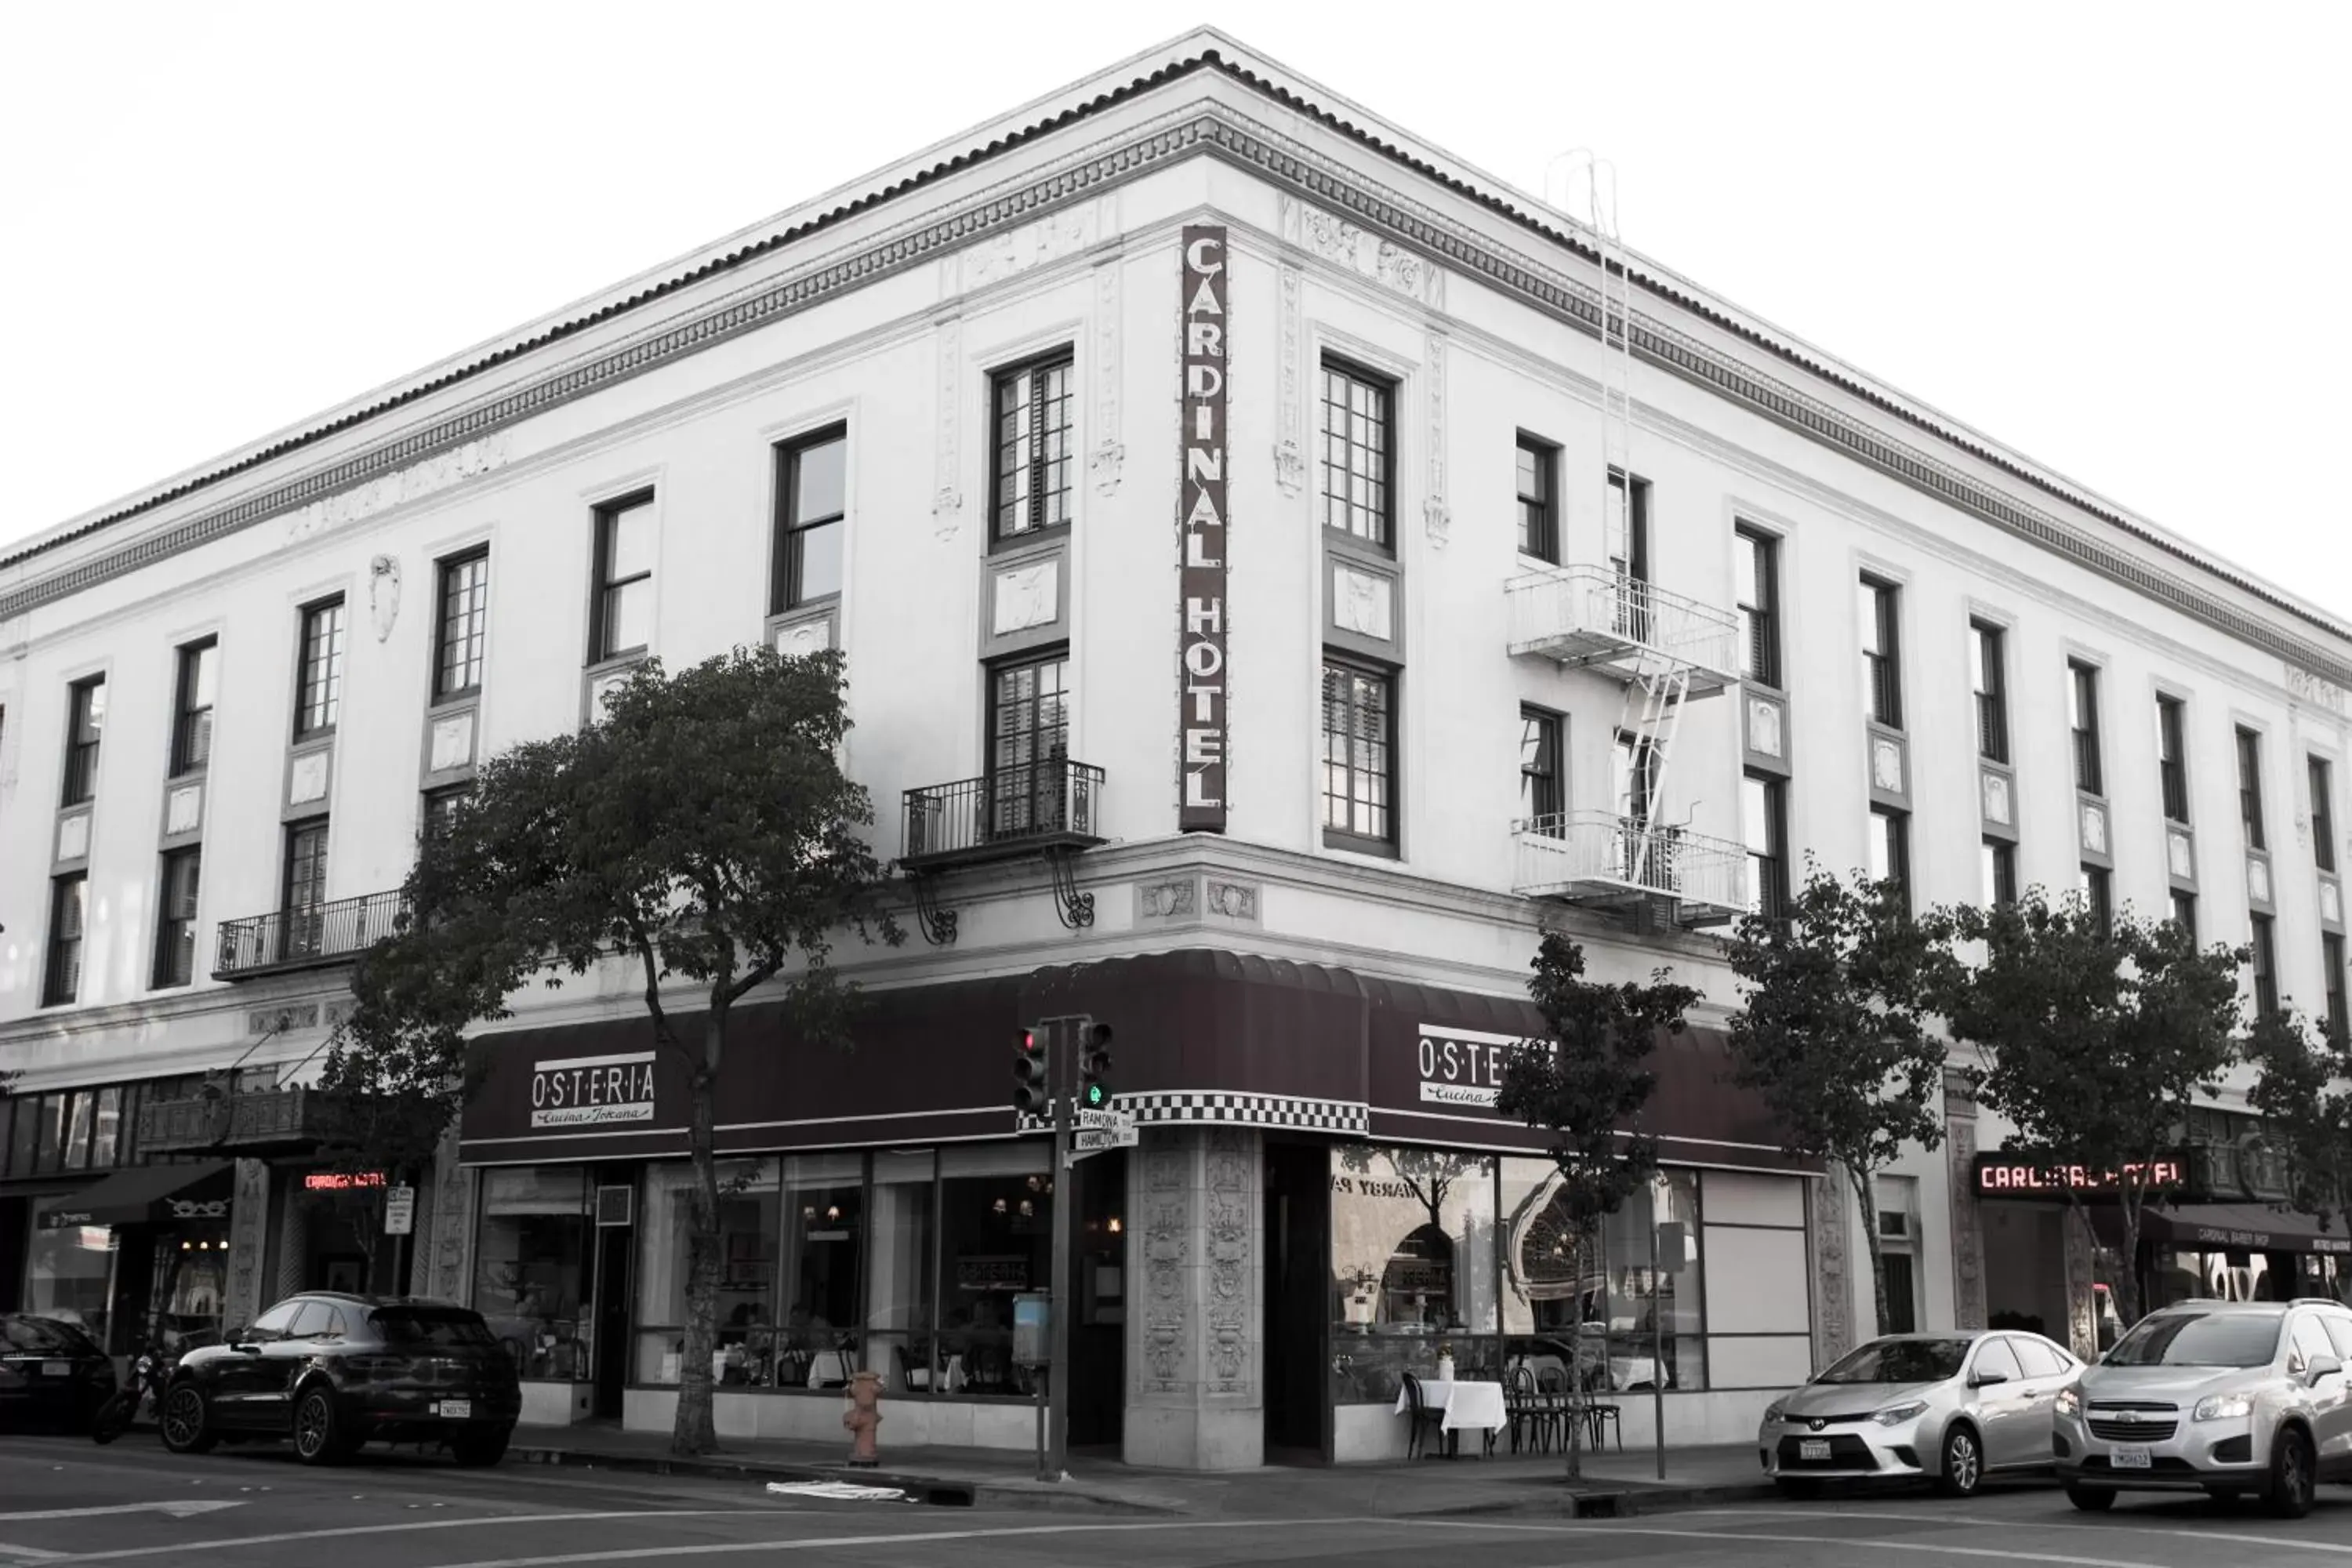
3, 30, 2350, 1468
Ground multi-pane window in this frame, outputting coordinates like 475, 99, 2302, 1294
1867, 806, 1911, 912
1971, 622, 2008, 763
2251, 913, 2280, 1015
294, 597, 347, 737
421, 785, 471, 845
2079, 865, 2113, 938
1515, 436, 1557, 562
987, 655, 1070, 839
1981, 839, 2017, 908
1859, 576, 1901, 728
153, 848, 201, 989
60, 676, 105, 806
1613, 731, 1659, 827
591, 494, 656, 662
434, 549, 490, 699
44, 874, 87, 1007
1743, 773, 1788, 918
2158, 695, 2190, 823
1321, 659, 1395, 846
1606, 471, 1650, 583
2311, 757, 2338, 875
992, 354, 1075, 542
2238, 727, 2267, 851
1519, 707, 1563, 822
1319, 361, 1392, 547
2169, 890, 2198, 942
283, 821, 331, 960
2324, 933, 2349, 1046
1734, 525, 1780, 688
2069, 661, 2103, 795
172, 640, 217, 775
775, 427, 848, 610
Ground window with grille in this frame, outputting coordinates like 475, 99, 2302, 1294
1322, 659, 1395, 847
295, 597, 347, 737
2079, 864, 2112, 937
1735, 526, 1780, 688
1319, 361, 1392, 548
60, 676, 105, 807
1970, 622, 2008, 764
2069, 661, 2103, 795
1859, 576, 1901, 728
1519, 707, 1563, 822
1982, 839, 2016, 908
435, 549, 490, 699
154, 848, 201, 989
44, 874, 87, 1007
2158, 695, 2190, 823
284, 821, 331, 960
2311, 757, 2338, 875
1868, 806, 1911, 913
1744, 773, 1788, 918
591, 494, 655, 662
775, 426, 848, 610
2325, 933, 2348, 1046
2170, 890, 2198, 942
2238, 727, 2267, 851
2252, 913, 2279, 1015
987, 655, 1069, 839
991, 354, 1075, 543
1515, 436, 1557, 563
172, 640, 216, 775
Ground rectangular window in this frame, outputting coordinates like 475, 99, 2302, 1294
591, 494, 656, 662
1859, 575, 1901, 728
2158, 695, 2190, 823
283, 820, 331, 960
986, 654, 1070, 840
421, 785, 470, 845
153, 848, 201, 989
2238, 727, 2267, 851
2170, 890, 2198, 942
1519, 706, 1564, 822
1734, 526, 1780, 688
1321, 659, 1396, 847
2080, 864, 2112, 937
2252, 913, 2280, 1015
1614, 731, 1659, 827
1744, 773, 1789, 918
2312, 757, 2338, 875
1606, 470, 1651, 585
1981, 839, 2017, 908
172, 640, 218, 775
1319, 360, 1392, 547
1868, 806, 1911, 912
2324, 933, 2348, 1047
44, 874, 88, 1006
292, 597, 347, 738
991, 354, 1075, 542
1970, 622, 2009, 764
773, 426, 848, 611
1515, 435, 1556, 562
434, 550, 490, 699
60, 676, 105, 807
2070, 661, 2103, 795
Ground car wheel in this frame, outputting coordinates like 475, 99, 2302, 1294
292, 1387, 351, 1467
452, 1425, 512, 1468
160, 1383, 218, 1455
1934, 1425, 1983, 1498
2065, 1483, 2117, 1512
2267, 1425, 2316, 1519
1773, 1477, 1822, 1501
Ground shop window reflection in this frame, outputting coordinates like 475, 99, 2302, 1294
1329, 1144, 1497, 1404
474, 1167, 590, 1381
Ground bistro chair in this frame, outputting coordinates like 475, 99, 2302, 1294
1399, 1371, 1446, 1461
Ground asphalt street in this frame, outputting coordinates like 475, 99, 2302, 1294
12, 1436, 2352, 1566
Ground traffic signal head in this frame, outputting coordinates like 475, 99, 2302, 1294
1078, 1022, 1114, 1109
1013, 1027, 1049, 1116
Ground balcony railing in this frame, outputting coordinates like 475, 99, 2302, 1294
1505, 564, 1739, 690
138, 1085, 336, 1154
213, 889, 405, 981
1512, 810, 1748, 927
902, 759, 1105, 870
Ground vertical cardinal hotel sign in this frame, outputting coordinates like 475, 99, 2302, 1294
1178, 226, 1229, 832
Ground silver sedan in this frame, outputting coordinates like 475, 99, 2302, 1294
1759, 1330, 2084, 1498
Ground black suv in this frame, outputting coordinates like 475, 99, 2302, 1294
161, 1293, 519, 1466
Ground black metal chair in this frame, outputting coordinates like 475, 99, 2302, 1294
1399, 1371, 1446, 1460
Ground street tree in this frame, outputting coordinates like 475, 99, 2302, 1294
1725, 863, 1949, 1338
341, 645, 899, 1455
2244, 1007, 2352, 1263
1937, 891, 2246, 1327
1495, 932, 1698, 1480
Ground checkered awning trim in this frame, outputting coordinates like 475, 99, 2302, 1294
1019, 1093, 1367, 1135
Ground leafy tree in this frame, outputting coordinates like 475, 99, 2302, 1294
341, 646, 899, 1455
1937, 891, 2246, 1327
2244, 1007, 2352, 1269
1496, 932, 1697, 1480
1726, 864, 1949, 1339
1335, 1145, 1484, 1233
314, 1024, 492, 1293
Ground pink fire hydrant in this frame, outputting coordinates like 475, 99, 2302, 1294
842, 1369, 884, 1467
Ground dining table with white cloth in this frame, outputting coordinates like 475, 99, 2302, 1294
1392, 1377, 1508, 1456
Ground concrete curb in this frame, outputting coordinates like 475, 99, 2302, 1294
1405, 1479, 1781, 1519
510, 1444, 1176, 1515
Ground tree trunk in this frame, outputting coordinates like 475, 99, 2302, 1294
2116, 1182, 2143, 1329
1850, 1166, 1889, 1340
1562, 1229, 1588, 1483
670, 1019, 726, 1457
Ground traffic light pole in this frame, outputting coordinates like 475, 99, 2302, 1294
1047, 1014, 1080, 1482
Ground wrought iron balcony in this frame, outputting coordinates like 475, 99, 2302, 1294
1512, 810, 1748, 927
901, 759, 1105, 871
213, 889, 405, 981
1506, 564, 1739, 690
137, 1084, 336, 1154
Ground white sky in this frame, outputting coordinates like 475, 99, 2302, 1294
5, 2, 2347, 622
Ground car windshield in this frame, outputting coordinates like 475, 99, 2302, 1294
2104, 1312, 2280, 1368
1813, 1338, 1969, 1385
370, 1308, 498, 1349
1, 1317, 93, 1355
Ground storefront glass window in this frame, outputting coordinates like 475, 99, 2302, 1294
866, 1150, 935, 1392
4, 1097, 33, 1177
25, 1199, 115, 1346
34, 1095, 67, 1174
1328, 1144, 1497, 1404
474, 1167, 590, 1381
774, 1153, 862, 1388
634, 1159, 779, 1386
88, 1088, 123, 1169
60, 1092, 94, 1171
936, 1143, 1051, 1396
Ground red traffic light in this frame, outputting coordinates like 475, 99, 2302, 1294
1013, 1025, 1050, 1115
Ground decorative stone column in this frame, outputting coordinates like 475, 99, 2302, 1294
1125, 1124, 1262, 1470
223, 1158, 273, 1331
1943, 1067, 1987, 1331
424, 1120, 474, 1302
2063, 1211, 2098, 1360
1808, 1175, 1854, 1368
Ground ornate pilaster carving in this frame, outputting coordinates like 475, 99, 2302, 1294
430, 1120, 474, 1303
1810, 1176, 1853, 1369
1944, 1067, 1987, 1331
1140, 1137, 1191, 1394
1423, 329, 1450, 548
225, 1158, 272, 1332
1090, 254, 1124, 495
1204, 1129, 1252, 1396
2063, 1209, 2098, 1360
1272, 261, 1305, 496
931, 316, 964, 541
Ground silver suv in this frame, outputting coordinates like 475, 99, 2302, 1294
2055, 1298, 2352, 1517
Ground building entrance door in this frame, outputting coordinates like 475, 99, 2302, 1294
1069, 1149, 1127, 1450
590, 1177, 633, 1421
1263, 1140, 1329, 1462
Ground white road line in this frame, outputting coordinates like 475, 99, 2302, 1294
0, 1504, 239, 1523
34, 1510, 784, 1565
1722, 1503, 2352, 1555
0, 1542, 67, 1563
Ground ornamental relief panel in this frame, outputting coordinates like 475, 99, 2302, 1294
1277, 196, 1446, 309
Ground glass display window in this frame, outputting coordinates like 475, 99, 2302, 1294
474, 1167, 590, 1381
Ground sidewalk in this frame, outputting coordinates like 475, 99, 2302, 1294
509, 1421, 1774, 1519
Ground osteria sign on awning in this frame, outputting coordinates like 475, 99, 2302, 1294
1176, 225, 1229, 833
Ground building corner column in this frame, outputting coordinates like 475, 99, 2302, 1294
1123, 1124, 1262, 1470
1809, 1174, 1855, 1367
418, 1119, 474, 1301
224, 1157, 272, 1331
1943, 1066, 1987, 1331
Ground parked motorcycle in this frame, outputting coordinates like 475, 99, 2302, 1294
89, 1343, 171, 1446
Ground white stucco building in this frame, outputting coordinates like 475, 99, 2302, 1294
2, 29, 2347, 1468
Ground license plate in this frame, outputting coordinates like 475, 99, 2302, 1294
40, 1361, 69, 1378
2111, 1445, 2152, 1470
437, 1399, 472, 1420
1798, 1439, 1831, 1461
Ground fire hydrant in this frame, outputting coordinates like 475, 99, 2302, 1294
841, 1369, 884, 1468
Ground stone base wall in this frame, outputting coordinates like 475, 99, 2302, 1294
1124, 1124, 1263, 1470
